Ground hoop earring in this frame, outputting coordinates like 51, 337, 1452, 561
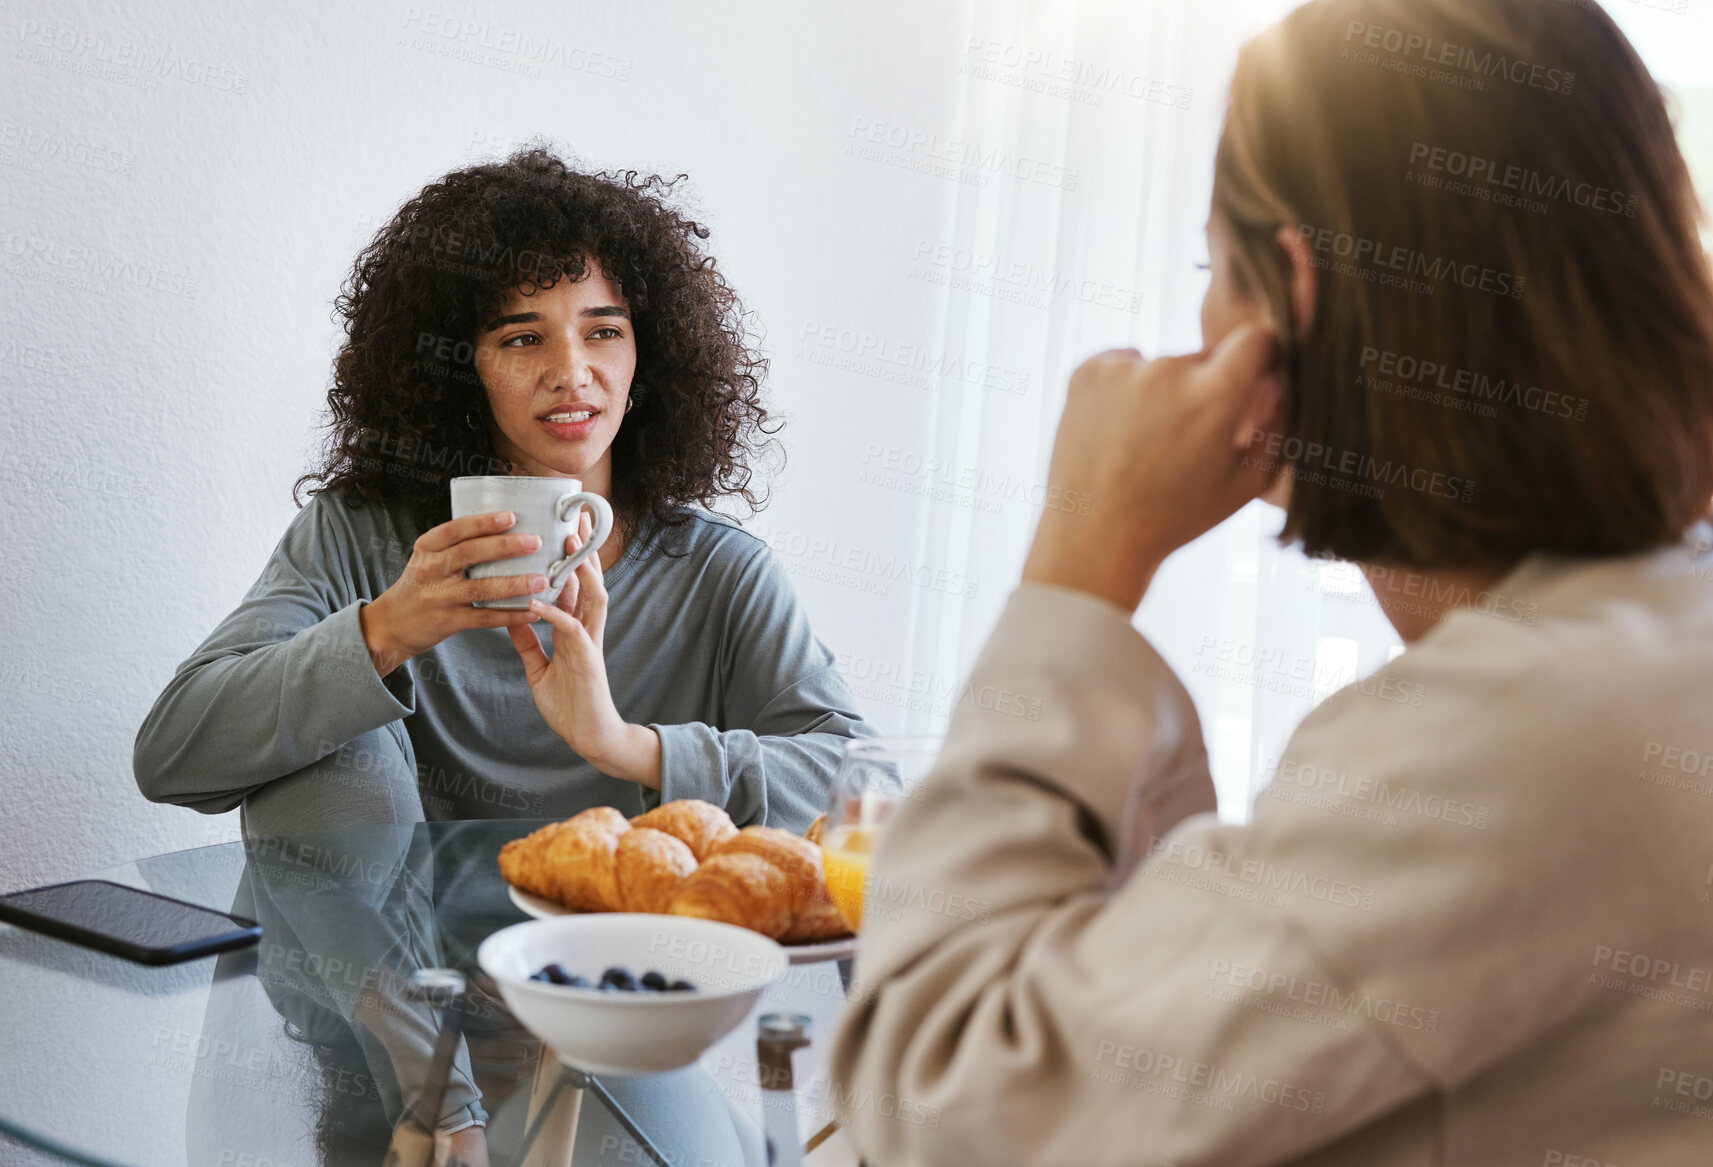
465, 409, 482, 430
624, 396, 635, 414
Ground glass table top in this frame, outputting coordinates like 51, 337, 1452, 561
0, 820, 855, 1167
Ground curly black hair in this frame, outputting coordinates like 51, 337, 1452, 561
295, 145, 779, 542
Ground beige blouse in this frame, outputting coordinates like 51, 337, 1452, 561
831, 523, 1713, 1166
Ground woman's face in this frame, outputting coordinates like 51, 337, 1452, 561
474, 261, 637, 490
1199, 212, 1258, 353
1201, 211, 1293, 510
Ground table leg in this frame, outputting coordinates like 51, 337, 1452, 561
803, 1120, 839, 1157
519, 1046, 583, 1167
580, 1076, 676, 1167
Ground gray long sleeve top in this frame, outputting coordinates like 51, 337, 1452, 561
134, 490, 870, 832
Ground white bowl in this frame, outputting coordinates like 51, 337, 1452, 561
477, 914, 787, 1075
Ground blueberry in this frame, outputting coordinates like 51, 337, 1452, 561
667, 979, 697, 993
639, 971, 668, 991
596, 981, 620, 992
600, 966, 638, 991
528, 970, 552, 983
541, 963, 573, 985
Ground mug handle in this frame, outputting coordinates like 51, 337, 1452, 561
546, 492, 615, 586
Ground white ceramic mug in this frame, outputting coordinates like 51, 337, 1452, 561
449, 476, 615, 610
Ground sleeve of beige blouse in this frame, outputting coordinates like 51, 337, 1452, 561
829, 583, 1429, 1167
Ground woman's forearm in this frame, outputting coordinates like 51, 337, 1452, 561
588, 722, 663, 789
653, 712, 864, 830
358, 594, 415, 679
134, 602, 415, 813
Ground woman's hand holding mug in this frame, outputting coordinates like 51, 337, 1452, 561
359, 510, 546, 678
1022, 323, 1284, 614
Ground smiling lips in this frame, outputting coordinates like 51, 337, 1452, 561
540, 403, 600, 440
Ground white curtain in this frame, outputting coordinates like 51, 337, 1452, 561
756, 0, 1403, 820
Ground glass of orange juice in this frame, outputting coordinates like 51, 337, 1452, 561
819, 737, 942, 933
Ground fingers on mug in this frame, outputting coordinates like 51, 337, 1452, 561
547, 492, 614, 585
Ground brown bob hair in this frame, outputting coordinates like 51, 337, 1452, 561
1214, 0, 1713, 568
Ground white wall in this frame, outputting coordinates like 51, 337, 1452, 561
3, 0, 1711, 895
0, 0, 1230, 892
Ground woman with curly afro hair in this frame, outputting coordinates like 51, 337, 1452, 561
138, 145, 870, 829
134, 147, 869, 1158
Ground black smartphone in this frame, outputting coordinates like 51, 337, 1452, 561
0, 879, 261, 966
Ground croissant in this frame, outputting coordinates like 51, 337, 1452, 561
674, 826, 850, 943
613, 828, 698, 913
499, 809, 621, 909
499, 800, 852, 942
668, 851, 796, 939
544, 806, 627, 910
632, 799, 739, 861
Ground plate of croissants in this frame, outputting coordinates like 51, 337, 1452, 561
498, 798, 857, 966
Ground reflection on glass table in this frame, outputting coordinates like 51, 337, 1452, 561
0, 820, 856, 1167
